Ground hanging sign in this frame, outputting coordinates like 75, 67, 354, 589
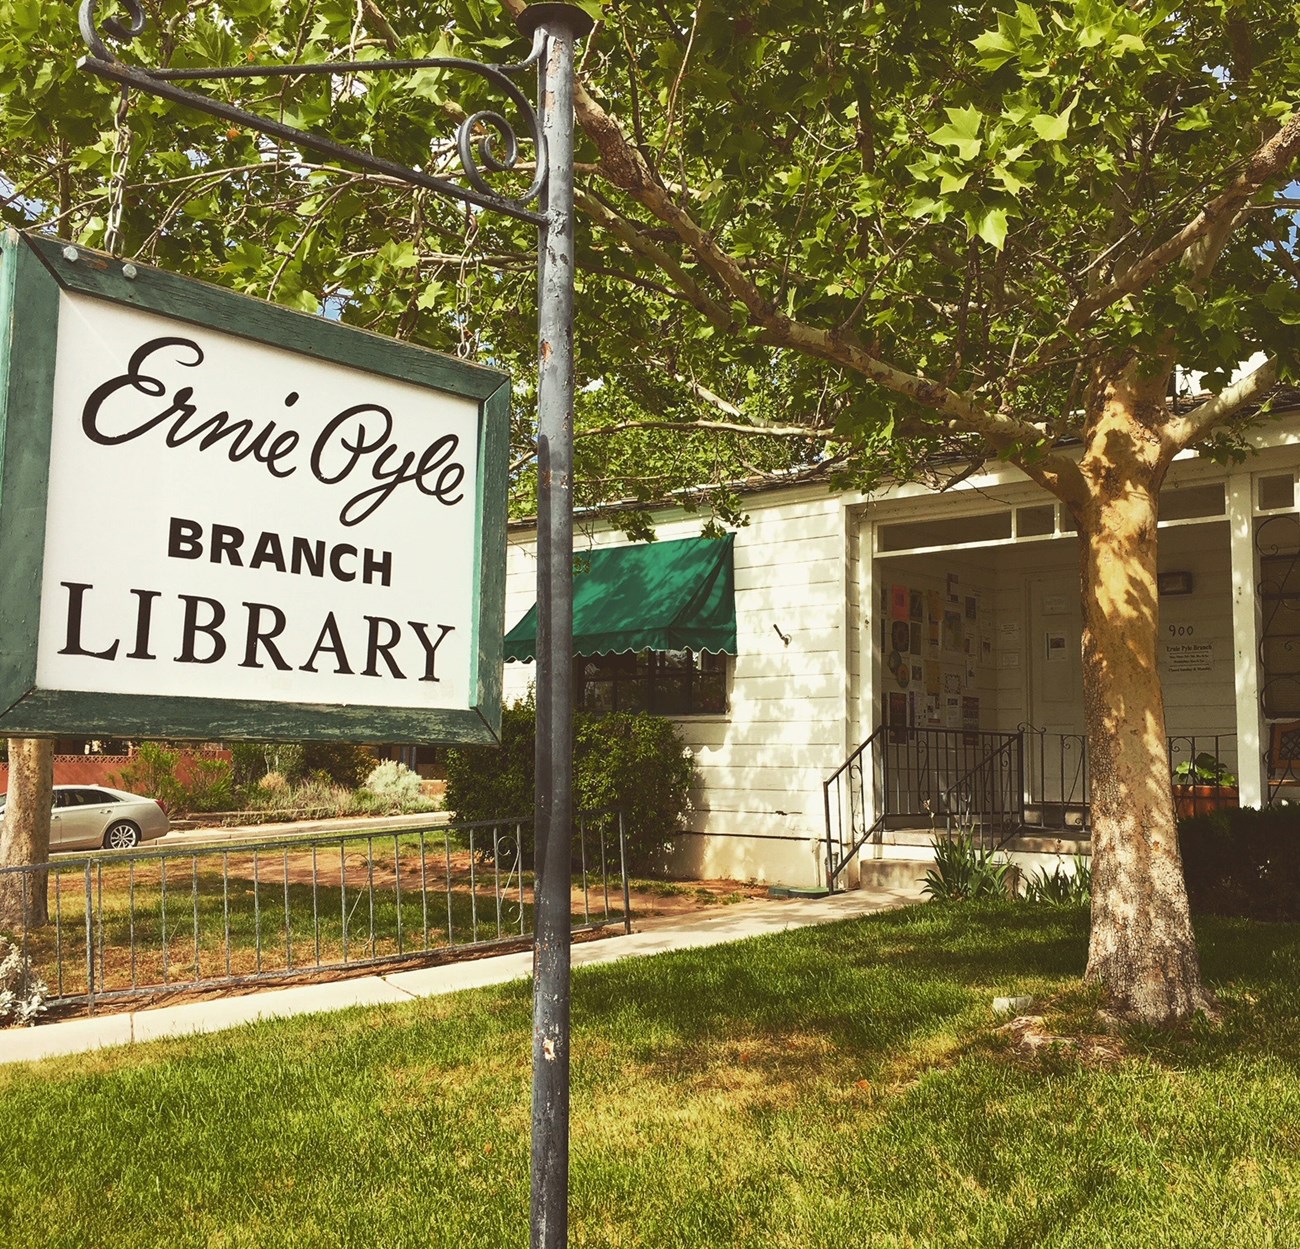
0, 231, 509, 744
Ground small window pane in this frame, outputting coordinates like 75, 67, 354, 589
575, 650, 727, 715
1159, 482, 1225, 522
879, 510, 1012, 552
1016, 505, 1055, 537
1260, 474, 1295, 512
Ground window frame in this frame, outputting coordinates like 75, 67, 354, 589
573, 649, 729, 717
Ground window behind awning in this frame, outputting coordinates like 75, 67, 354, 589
504, 533, 737, 662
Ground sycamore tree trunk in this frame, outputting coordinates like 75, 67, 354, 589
1072, 375, 1209, 1023
0, 738, 53, 929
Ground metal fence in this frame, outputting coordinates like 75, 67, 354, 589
0, 811, 630, 1010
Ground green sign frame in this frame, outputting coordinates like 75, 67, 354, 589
0, 230, 508, 744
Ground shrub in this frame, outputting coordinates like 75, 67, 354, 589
115, 743, 233, 816
1179, 805, 1300, 921
1022, 857, 1092, 905
234, 779, 356, 824
444, 694, 696, 869
230, 742, 374, 791
444, 695, 537, 827
114, 742, 185, 813
921, 833, 1012, 902
304, 743, 376, 788
259, 770, 289, 793
0, 936, 48, 1027
363, 761, 424, 805
574, 712, 694, 869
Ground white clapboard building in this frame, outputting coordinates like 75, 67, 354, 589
502, 394, 1300, 890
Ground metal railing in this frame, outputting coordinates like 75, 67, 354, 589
1020, 724, 1090, 832
0, 811, 631, 1010
823, 726, 885, 890
824, 726, 1024, 888
825, 724, 1243, 889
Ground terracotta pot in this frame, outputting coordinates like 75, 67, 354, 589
1174, 784, 1239, 820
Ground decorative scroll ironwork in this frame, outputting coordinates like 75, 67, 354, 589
77, 0, 549, 224
1019, 721, 1090, 831
1256, 513, 1300, 724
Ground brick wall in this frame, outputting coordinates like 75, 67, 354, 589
0, 750, 230, 792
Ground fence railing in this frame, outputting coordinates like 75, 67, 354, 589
824, 726, 1024, 888
825, 724, 1243, 888
0, 811, 630, 1011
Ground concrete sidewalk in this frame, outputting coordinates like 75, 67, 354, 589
0, 883, 922, 1067
158, 809, 451, 849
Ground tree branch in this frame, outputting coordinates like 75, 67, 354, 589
508, 416, 832, 472
1065, 110, 1300, 331
1164, 355, 1280, 449
499, 0, 1085, 497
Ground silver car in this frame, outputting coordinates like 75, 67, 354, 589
0, 785, 170, 851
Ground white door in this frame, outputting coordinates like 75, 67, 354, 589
1027, 574, 1087, 812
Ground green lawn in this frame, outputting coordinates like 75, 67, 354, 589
4, 903, 1300, 1247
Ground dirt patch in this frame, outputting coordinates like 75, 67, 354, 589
995, 1014, 1127, 1068
622, 877, 769, 917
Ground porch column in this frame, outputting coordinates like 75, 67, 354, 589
1227, 474, 1265, 807
859, 514, 880, 840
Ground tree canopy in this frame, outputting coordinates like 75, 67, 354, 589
5, 2, 1297, 494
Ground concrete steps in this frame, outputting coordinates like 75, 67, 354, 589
855, 826, 1090, 892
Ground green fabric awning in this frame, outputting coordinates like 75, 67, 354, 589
504, 533, 736, 662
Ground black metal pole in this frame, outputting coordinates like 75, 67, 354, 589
523, 6, 591, 1247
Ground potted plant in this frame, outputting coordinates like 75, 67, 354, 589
1173, 752, 1239, 818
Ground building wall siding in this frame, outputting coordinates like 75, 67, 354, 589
501, 487, 847, 886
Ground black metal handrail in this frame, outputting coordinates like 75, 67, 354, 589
825, 724, 1245, 890
939, 732, 1024, 852
823, 725, 886, 890
824, 726, 1025, 890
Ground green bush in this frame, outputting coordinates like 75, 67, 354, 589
229, 741, 373, 791
230, 742, 305, 790
921, 833, 1012, 902
114, 742, 233, 817
178, 757, 234, 814
574, 712, 694, 868
444, 694, 695, 869
1179, 805, 1300, 921
444, 695, 537, 828
1022, 856, 1092, 905
114, 742, 185, 814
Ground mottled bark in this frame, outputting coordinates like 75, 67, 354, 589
0, 739, 53, 929
1075, 374, 1209, 1023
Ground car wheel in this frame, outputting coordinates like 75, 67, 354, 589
103, 821, 141, 850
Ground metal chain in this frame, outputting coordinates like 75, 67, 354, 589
104, 86, 132, 256
455, 207, 481, 358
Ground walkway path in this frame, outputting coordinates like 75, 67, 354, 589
0, 883, 923, 1066
157, 809, 451, 849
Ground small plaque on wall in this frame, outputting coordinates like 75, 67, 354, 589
1158, 570, 1194, 596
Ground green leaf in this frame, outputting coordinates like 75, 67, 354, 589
972, 206, 1009, 250
972, 29, 1016, 71
929, 106, 984, 160
377, 240, 418, 270
1030, 95, 1077, 143
939, 168, 974, 194
1174, 284, 1200, 311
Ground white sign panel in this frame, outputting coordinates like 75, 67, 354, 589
36, 292, 483, 713
0, 235, 508, 744
1165, 642, 1214, 673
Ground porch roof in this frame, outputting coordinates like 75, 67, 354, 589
503, 534, 737, 662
